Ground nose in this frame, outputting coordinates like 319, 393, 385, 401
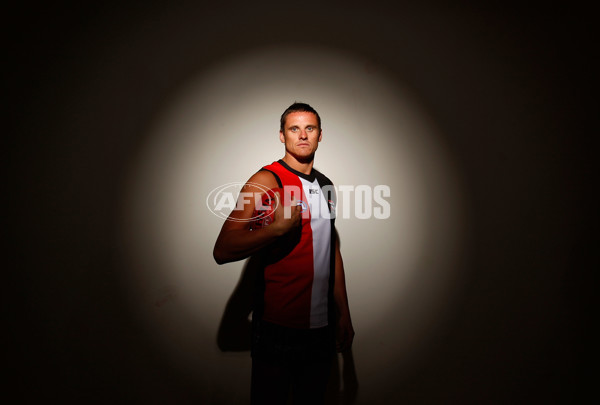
299, 129, 308, 139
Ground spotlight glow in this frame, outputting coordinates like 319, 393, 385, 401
121, 44, 466, 400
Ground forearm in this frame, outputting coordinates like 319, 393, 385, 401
213, 181, 303, 264
213, 226, 282, 264
334, 248, 352, 322
334, 271, 352, 321
333, 241, 354, 352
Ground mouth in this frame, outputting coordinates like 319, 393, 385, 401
297, 143, 310, 147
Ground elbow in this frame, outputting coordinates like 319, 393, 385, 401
213, 244, 232, 265
213, 247, 226, 265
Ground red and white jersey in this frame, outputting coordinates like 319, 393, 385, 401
256, 160, 336, 329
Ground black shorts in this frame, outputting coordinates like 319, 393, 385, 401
251, 320, 335, 364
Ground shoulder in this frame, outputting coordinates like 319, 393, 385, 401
244, 167, 279, 192
312, 167, 334, 187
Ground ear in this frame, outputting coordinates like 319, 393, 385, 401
279, 131, 285, 143
318, 129, 323, 142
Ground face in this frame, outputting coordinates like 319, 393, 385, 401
279, 112, 322, 162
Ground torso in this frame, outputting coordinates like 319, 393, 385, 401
254, 160, 336, 329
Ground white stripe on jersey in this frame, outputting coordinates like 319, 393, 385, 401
300, 177, 331, 328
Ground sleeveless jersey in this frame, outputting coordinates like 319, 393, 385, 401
256, 160, 336, 329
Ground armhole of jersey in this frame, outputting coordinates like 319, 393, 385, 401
258, 168, 282, 188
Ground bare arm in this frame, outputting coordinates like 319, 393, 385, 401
333, 228, 355, 352
213, 171, 302, 264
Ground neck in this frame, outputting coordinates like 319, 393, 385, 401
282, 153, 314, 175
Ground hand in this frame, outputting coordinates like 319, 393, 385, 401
271, 190, 302, 235
336, 315, 355, 352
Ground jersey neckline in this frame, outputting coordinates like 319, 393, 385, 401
277, 159, 318, 182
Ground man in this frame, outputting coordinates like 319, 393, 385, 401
213, 102, 354, 404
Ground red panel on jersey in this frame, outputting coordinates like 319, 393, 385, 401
261, 162, 315, 329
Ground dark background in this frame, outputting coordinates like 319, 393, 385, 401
7, 1, 592, 403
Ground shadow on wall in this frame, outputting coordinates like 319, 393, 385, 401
217, 259, 359, 404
